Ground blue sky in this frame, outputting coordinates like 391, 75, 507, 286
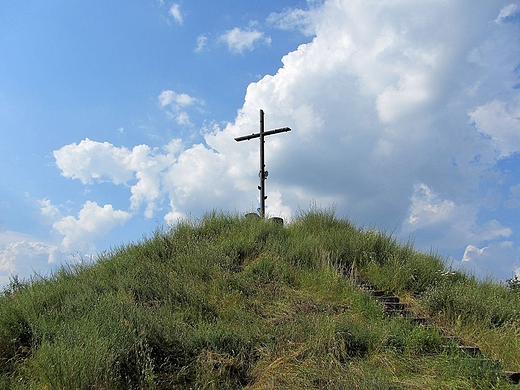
1, 0, 520, 287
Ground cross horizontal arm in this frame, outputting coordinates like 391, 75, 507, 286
234, 127, 291, 142
234, 133, 259, 142
264, 127, 291, 137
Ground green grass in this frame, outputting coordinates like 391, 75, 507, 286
0, 208, 519, 388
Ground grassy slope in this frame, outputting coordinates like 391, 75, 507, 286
0, 209, 519, 389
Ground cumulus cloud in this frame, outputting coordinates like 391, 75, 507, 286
54, 0, 520, 280
128, 140, 182, 218
0, 198, 133, 287
53, 201, 131, 253
218, 27, 271, 54
53, 138, 135, 185
0, 230, 59, 287
55, 138, 183, 217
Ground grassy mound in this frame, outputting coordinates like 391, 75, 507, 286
1, 209, 519, 389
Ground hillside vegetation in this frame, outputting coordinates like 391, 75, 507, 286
1, 209, 520, 389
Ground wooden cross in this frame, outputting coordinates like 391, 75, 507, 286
235, 109, 291, 218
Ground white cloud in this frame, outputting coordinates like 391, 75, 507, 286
158, 90, 203, 126
128, 140, 182, 218
159, 90, 198, 108
1, 195, 136, 286
1, 198, 134, 287
53, 138, 135, 185
195, 34, 208, 53
40, 198, 61, 220
496, 3, 520, 23
0, 230, 60, 287
461, 241, 520, 280
406, 183, 456, 228
402, 183, 512, 255
376, 72, 434, 123
53, 201, 131, 253
169, 3, 183, 24
161, 142, 238, 213
55, 139, 182, 218
469, 100, 520, 158
218, 27, 271, 54
267, 7, 317, 36
1, 241, 57, 269
263, 190, 292, 220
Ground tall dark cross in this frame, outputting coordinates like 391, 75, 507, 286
235, 109, 291, 218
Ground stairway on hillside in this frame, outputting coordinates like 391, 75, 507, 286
353, 278, 520, 385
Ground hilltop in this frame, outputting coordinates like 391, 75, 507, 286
1, 209, 520, 389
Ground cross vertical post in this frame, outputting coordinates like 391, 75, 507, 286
235, 109, 291, 218
259, 109, 266, 218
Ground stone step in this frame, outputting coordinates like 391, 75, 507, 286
383, 302, 407, 312
504, 371, 520, 384
410, 317, 430, 326
375, 295, 400, 303
385, 309, 414, 318
369, 289, 389, 297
